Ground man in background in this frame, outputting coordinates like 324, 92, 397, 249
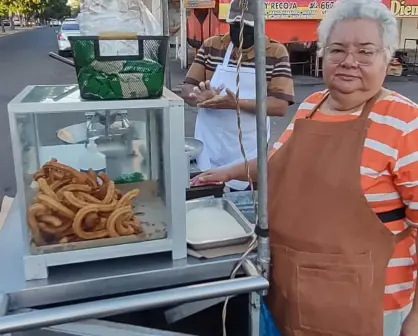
168, 0, 181, 47
181, 0, 294, 191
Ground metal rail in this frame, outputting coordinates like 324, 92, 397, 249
48, 52, 75, 67
253, 0, 271, 294
0, 276, 268, 334
161, 0, 172, 89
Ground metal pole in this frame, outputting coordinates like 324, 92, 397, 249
253, 0, 270, 296
162, 0, 172, 89
0, 277, 268, 334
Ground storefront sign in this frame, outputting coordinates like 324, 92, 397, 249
218, 0, 335, 20
218, 0, 418, 19
184, 0, 216, 8
387, 0, 418, 17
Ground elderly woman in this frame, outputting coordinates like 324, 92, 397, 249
192, 0, 418, 334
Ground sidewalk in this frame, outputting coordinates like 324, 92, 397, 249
0, 27, 35, 38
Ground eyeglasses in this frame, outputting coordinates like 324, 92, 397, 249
324, 45, 387, 66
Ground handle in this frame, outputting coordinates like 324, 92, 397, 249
98, 32, 138, 40
48, 52, 75, 67
0, 276, 268, 333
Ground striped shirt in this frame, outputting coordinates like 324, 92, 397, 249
184, 33, 295, 104
270, 90, 418, 313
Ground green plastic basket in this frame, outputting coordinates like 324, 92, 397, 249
69, 34, 168, 100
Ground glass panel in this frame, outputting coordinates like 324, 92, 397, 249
14, 106, 168, 254
22, 86, 81, 104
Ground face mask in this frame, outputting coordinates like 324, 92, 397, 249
229, 22, 254, 49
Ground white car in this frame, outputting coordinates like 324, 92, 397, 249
50, 19, 61, 27
57, 20, 80, 56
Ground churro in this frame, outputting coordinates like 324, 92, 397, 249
72, 205, 109, 239
44, 161, 96, 187
33, 169, 45, 181
62, 191, 90, 209
103, 181, 115, 204
87, 169, 98, 189
27, 203, 47, 246
38, 215, 62, 227
37, 178, 58, 200
51, 178, 71, 192
38, 221, 72, 235
37, 194, 75, 219
28, 160, 141, 246
117, 189, 140, 207
57, 184, 92, 198
77, 192, 102, 204
106, 206, 132, 238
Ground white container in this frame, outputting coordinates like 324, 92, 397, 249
78, 137, 106, 174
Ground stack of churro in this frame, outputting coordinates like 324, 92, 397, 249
28, 159, 141, 246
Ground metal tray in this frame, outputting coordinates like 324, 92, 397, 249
186, 198, 254, 250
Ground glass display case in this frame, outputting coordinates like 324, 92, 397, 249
8, 85, 187, 280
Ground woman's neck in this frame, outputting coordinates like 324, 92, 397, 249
324, 89, 385, 115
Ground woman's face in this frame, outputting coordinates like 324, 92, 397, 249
322, 19, 388, 95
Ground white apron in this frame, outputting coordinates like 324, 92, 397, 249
195, 42, 270, 190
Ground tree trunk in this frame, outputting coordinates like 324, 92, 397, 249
9, 13, 14, 30
0, 19, 5, 33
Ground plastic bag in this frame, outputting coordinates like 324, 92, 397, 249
79, 0, 161, 35
78, 0, 162, 57
260, 299, 283, 336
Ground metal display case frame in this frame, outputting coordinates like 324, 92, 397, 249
8, 85, 188, 281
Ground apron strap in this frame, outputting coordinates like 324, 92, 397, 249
306, 89, 384, 120
306, 91, 330, 119
222, 43, 234, 67
359, 89, 384, 119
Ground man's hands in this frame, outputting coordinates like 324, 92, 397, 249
189, 81, 238, 110
189, 80, 225, 105
197, 88, 238, 110
400, 310, 418, 336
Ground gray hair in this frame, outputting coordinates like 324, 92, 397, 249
317, 0, 398, 61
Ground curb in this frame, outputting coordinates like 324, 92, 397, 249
0, 27, 35, 38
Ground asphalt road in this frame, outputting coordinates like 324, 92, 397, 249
1, 27, 418, 199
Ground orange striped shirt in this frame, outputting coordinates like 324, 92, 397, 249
270, 90, 418, 312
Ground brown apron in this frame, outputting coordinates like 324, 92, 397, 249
267, 91, 412, 336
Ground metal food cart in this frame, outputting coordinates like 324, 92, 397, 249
0, 0, 270, 334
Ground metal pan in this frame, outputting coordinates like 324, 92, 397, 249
186, 198, 254, 250
185, 137, 203, 161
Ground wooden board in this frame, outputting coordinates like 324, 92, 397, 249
30, 181, 168, 255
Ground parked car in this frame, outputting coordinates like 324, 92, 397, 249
13, 18, 21, 26
57, 20, 80, 56
50, 19, 61, 27
2, 19, 10, 26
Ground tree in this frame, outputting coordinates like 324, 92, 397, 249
68, 0, 80, 16
40, 0, 71, 21
13, 0, 41, 25
0, 0, 8, 33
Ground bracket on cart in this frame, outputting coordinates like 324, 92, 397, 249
0, 293, 9, 317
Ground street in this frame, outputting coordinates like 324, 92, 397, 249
1, 26, 418, 199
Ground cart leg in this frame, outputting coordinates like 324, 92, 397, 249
249, 292, 261, 336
